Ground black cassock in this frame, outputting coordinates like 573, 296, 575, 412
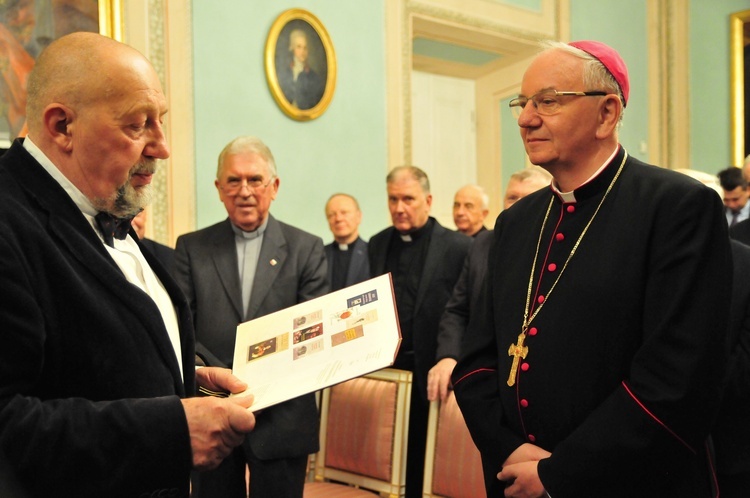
454, 146, 731, 498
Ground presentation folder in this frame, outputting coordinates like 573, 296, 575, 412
231, 273, 401, 411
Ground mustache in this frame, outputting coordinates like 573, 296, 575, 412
130, 160, 156, 177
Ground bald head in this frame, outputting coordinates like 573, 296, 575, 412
743, 155, 750, 185
504, 166, 552, 209
26, 32, 159, 136
453, 184, 489, 236
24, 31, 169, 217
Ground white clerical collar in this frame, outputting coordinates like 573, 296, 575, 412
232, 216, 269, 239
551, 146, 620, 203
400, 234, 412, 242
337, 243, 349, 251
23, 137, 98, 217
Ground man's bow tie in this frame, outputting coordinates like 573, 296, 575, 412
95, 212, 133, 247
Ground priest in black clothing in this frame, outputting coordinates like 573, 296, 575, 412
323, 193, 369, 291
452, 40, 731, 498
369, 166, 470, 497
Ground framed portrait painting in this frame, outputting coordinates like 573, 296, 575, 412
0, 0, 120, 147
265, 9, 337, 121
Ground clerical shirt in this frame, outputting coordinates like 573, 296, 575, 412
385, 218, 434, 366
330, 242, 353, 291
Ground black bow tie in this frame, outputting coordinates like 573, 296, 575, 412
95, 212, 133, 247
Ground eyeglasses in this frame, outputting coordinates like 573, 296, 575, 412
508, 90, 607, 119
220, 176, 275, 196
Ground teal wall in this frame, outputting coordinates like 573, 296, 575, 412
570, 0, 649, 164
690, 0, 748, 172
192, 1, 387, 241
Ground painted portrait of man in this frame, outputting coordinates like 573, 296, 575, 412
0, 0, 99, 144
274, 20, 327, 110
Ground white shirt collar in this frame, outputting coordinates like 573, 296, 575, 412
551, 146, 620, 203
23, 137, 98, 217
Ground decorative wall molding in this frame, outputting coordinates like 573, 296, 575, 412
385, 0, 568, 219
122, 0, 195, 245
647, 0, 690, 169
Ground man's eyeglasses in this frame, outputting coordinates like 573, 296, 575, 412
220, 177, 275, 196
508, 90, 607, 119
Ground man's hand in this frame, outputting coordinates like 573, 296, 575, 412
503, 443, 551, 466
181, 395, 255, 471
195, 366, 248, 395
497, 444, 551, 498
427, 358, 457, 401
498, 460, 546, 498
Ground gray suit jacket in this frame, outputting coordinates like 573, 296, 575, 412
324, 236, 370, 290
175, 215, 328, 459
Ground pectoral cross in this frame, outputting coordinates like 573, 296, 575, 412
507, 332, 528, 387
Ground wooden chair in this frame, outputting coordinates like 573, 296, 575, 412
422, 391, 486, 498
304, 368, 412, 498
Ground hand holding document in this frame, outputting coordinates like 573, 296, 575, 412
231, 274, 401, 411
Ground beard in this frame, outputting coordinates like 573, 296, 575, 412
95, 160, 156, 218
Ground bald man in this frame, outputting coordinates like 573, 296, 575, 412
741, 154, 750, 185
503, 166, 553, 210
453, 184, 490, 236
324, 193, 370, 291
0, 32, 255, 497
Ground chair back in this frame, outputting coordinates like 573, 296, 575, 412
304, 368, 412, 498
422, 391, 485, 498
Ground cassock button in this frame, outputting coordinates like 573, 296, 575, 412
566, 204, 576, 213
537, 295, 545, 304
555, 233, 565, 242
520, 399, 529, 408
528, 434, 536, 443
547, 263, 557, 272
528, 327, 538, 336
521, 362, 530, 372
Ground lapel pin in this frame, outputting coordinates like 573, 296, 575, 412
270, 259, 278, 266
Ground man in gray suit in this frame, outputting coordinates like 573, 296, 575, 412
175, 136, 328, 498
324, 193, 370, 291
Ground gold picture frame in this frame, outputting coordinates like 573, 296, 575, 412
730, 9, 750, 166
265, 9, 336, 121
99, 0, 123, 41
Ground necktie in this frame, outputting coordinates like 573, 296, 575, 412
95, 212, 133, 247
731, 211, 740, 227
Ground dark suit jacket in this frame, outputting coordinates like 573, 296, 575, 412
0, 140, 195, 497
713, 240, 750, 477
368, 218, 471, 397
729, 218, 750, 246
278, 63, 324, 110
174, 215, 328, 460
436, 229, 493, 361
324, 236, 370, 290
140, 237, 176, 277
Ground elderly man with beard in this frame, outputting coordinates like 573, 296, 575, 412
0, 32, 256, 498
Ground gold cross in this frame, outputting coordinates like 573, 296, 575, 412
507, 333, 528, 387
